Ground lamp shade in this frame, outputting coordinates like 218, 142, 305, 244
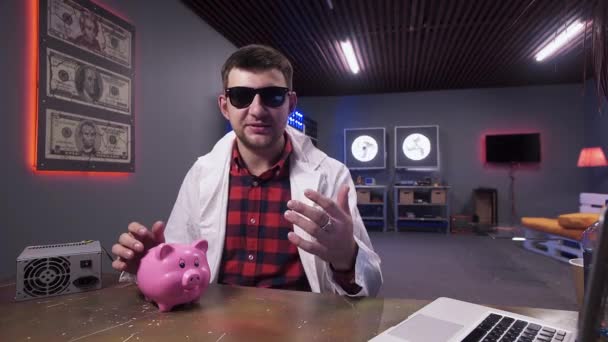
577, 147, 608, 167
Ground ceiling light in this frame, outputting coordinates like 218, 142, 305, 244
535, 20, 585, 62
340, 40, 360, 74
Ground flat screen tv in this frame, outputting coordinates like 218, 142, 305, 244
485, 133, 541, 164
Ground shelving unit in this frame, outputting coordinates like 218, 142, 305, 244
393, 186, 451, 234
355, 185, 388, 232
303, 116, 318, 146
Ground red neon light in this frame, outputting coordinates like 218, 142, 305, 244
28, 0, 131, 177
26, 0, 38, 171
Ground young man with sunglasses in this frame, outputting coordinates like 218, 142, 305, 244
112, 45, 382, 297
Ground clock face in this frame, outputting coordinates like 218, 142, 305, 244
402, 133, 431, 161
351, 135, 378, 162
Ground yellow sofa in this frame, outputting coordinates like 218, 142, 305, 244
519, 214, 597, 262
520, 213, 599, 241
520, 217, 584, 241
519, 193, 606, 262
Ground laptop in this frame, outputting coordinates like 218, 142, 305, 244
370, 207, 608, 342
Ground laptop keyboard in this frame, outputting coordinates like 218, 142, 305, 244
461, 313, 569, 342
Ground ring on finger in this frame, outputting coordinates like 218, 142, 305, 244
320, 215, 333, 232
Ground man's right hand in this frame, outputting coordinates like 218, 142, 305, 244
111, 221, 165, 274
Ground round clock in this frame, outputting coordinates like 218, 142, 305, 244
403, 133, 431, 161
351, 135, 378, 162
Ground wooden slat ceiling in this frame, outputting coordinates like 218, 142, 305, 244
185, 0, 597, 96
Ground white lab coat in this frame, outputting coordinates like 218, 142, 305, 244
152, 126, 382, 296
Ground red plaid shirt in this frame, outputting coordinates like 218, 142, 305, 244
217, 136, 311, 291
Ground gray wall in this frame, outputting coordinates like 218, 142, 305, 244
0, 0, 235, 277
298, 84, 590, 226
584, 81, 608, 193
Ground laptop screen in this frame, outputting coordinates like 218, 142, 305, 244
577, 207, 608, 341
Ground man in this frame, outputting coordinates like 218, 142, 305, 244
112, 45, 382, 296
77, 121, 97, 155
75, 66, 102, 103
74, 12, 102, 52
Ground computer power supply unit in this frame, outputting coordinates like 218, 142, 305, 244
15, 240, 102, 301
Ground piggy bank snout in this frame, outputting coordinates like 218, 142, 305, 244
182, 269, 204, 289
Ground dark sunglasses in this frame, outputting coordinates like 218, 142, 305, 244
225, 86, 290, 109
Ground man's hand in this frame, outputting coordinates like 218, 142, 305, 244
284, 185, 357, 271
111, 221, 165, 274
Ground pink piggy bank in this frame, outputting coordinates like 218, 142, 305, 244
137, 239, 210, 312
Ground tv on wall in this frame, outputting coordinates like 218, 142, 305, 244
485, 133, 541, 164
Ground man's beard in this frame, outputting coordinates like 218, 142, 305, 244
235, 126, 282, 151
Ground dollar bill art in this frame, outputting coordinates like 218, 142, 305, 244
45, 109, 131, 163
47, 48, 131, 115
39, 0, 135, 172
47, 0, 132, 68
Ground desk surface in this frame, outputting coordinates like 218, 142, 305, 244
0, 276, 577, 342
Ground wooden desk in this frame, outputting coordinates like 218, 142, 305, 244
0, 276, 578, 341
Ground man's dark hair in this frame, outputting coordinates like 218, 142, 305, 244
221, 44, 293, 89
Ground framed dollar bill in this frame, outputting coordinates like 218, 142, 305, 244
44, 109, 131, 164
37, 0, 135, 172
46, 48, 132, 115
46, 0, 132, 68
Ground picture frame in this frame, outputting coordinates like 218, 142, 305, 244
344, 127, 386, 170
394, 125, 440, 170
37, 0, 135, 172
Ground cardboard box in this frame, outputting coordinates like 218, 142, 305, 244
399, 190, 414, 204
431, 189, 446, 204
356, 189, 371, 204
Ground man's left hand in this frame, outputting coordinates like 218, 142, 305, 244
284, 185, 357, 271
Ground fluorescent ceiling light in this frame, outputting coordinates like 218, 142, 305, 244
535, 20, 585, 62
512, 237, 526, 241
340, 40, 360, 74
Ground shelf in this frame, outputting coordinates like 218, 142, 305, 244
398, 217, 448, 222
393, 185, 450, 234
394, 186, 451, 189
396, 220, 449, 232
361, 220, 386, 230
397, 203, 446, 206
355, 186, 388, 232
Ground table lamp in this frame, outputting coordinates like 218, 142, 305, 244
577, 147, 608, 167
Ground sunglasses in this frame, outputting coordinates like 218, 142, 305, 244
225, 86, 290, 109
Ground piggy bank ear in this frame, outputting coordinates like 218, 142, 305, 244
155, 243, 175, 260
192, 239, 208, 253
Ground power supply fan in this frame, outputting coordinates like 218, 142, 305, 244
22, 257, 71, 298
16, 241, 102, 301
